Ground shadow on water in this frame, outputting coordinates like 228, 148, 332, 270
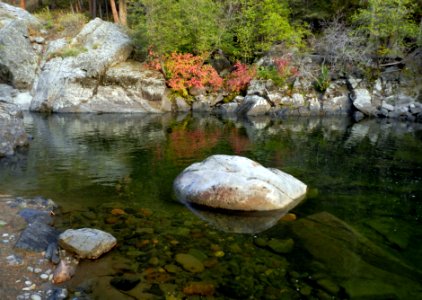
1, 112, 422, 299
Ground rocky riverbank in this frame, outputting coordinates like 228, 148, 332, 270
0, 195, 118, 299
0, 195, 66, 299
0, 2, 421, 122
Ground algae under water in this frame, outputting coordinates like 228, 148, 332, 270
0, 113, 421, 299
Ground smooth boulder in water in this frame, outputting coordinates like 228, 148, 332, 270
174, 155, 307, 211
59, 228, 117, 259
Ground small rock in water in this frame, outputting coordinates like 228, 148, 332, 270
59, 228, 117, 259
34, 268, 42, 274
2, 233, 9, 237
111, 208, 126, 215
110, 275, 141, 291
52, 259, 78, 284
0, 220, 7, 226
25, 281, 32, 286
267, 238, 294, 254
175, 253, 205, 273
47, 288, 68, 300
183, 282, 215, 296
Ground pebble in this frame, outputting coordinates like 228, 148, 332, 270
2, 233, 9, 237
0, 220, 6, 226
7, 254, 23, 266
30, 294, 42, 300
25, 281, 32, 286
22, 284, 36, 291
34, 268, 42, 274
40, 274, 49, 280
27, 266, 34, 272
45, 269, 52, 275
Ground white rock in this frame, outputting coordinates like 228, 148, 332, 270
30, 294, 42, 300
353, 89, 375, 116
40, 274, 49, 280
174, 155, 307, 211
59, 228, 117, 259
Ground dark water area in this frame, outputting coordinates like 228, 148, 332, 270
1, 113, 422, 299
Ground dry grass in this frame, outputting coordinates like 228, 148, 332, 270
34, 8, 88, 39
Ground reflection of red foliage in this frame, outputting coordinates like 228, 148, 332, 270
228, 128, 250, 154
168, 128, 222, 158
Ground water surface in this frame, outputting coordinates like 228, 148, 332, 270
1, 113, 421, 299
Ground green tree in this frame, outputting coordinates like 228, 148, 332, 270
130, 0, 220, 55
222, 0, 306, 62
351, 0, 419, 58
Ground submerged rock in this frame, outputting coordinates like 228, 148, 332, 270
290, 212, 422, 299
174, 155, 307, 211
59, 228, 117, 259
186, 205, 291, 234
52, 255, 79, 284
175, 253, 205, 273
110, 275, 141, 291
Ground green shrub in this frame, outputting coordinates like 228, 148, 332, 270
313, 64, 330, 93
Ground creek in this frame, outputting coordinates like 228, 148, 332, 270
0, 113, 421, 299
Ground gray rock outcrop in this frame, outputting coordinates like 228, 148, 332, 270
0, 3, 40, 89
174, 155, 307, 211
30, 18, 134, 112
59, 228, 117, 259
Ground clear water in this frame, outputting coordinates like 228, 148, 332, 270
1, 113, 421, 299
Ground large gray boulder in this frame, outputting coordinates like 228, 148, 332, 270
0, 3, 40, 89
236, 95, 272, 116
0, 102, 29, 157
59, 228, 117, 259
30, 18, 134, 112
174, 155, 307, 211
352, 88, 376, 116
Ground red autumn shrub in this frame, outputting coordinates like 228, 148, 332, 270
274, 57, 299, 78
163, 52, 223, 96
225, 61, 256, 93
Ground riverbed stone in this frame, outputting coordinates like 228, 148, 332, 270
174, 155, 307, 211
110, 274, 141, 291
175, 253, 205, 273
58, 228, 117, 259
267, 238, 294, 254
290, 212, 422, 299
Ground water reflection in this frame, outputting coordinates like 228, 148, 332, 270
0, 112, 421, 298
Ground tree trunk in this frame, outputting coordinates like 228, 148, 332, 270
109, 0, 120, 24
118, 0, 127, 26
20, 0, 26, 10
